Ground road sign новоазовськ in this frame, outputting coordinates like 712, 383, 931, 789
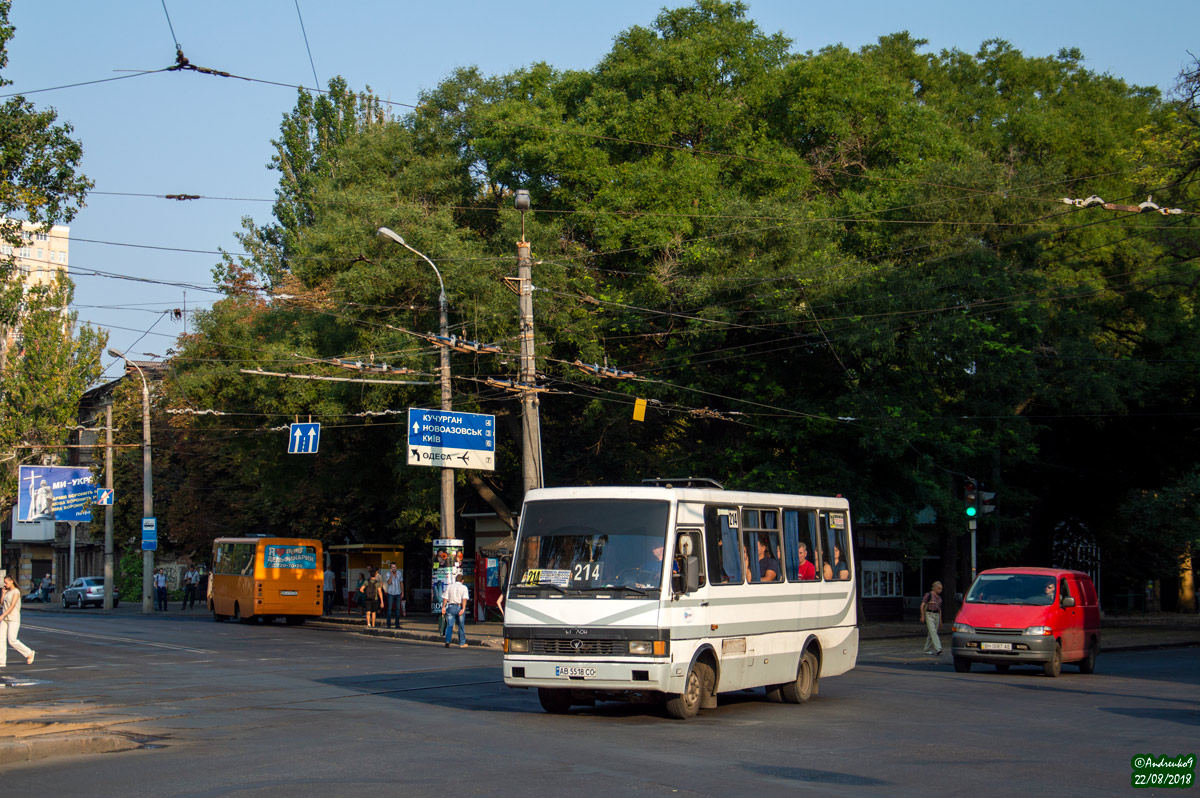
407, 408, 495, 471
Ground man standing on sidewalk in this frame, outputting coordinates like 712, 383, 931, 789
154, 569, 168, 611
920, 581, 944, 656
383, 562, 405, 628
181, 565, 198, 610
323, 565, 336, 615
442, 574, 469, 648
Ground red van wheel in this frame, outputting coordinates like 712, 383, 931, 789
1077, 639, 1098, 674
1043, 643, 1062, 677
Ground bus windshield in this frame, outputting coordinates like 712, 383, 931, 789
514, 499, 670, 593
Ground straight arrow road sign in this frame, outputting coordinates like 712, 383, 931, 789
288, 422, 321, 454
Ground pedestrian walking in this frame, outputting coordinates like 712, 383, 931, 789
442, 574, 470, 648
181, 565, 198, 610
359, 567, 382, 628
383, 562, 405, 628
920, 580, 944, 656
1, 575, 36, 668
323, 566, 336, 615
154, 568, 169, 611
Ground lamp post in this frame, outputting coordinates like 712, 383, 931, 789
108, 348, 154, 613
376, 228, 454, 540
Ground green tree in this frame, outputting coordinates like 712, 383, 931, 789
0, 0, 101, 507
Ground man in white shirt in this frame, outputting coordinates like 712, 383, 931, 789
181, 566, 199, 610
383, 562, 405, 628
441, 574, 470, 648
154, 569, 168, 611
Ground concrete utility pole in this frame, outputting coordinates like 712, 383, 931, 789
515, 190, 543, 494
108, 349, 154, 613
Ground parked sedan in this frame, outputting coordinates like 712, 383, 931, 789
61, 577, 119, 609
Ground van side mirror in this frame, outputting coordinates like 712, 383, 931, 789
1060, 596, 1076, 608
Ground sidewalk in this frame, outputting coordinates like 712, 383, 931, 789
21, 601, 1200, 652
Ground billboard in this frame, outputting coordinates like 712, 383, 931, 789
17, 465, 97, 523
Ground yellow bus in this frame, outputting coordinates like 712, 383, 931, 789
209, 537, 324, 624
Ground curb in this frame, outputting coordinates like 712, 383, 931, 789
0, 733, 142, 766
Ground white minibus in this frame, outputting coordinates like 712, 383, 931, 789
502, 482, 858, 718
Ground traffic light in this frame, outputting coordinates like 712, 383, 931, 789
980, 489, 996, 515
964, 480, 978, 517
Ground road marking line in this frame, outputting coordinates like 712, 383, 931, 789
22, 624, 215, 654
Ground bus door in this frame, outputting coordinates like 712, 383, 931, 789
703, 505, 752, 689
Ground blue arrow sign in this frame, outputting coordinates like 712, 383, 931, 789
407, 408, 495, 471
96, 488, 114, 506
288, 422, 321, 454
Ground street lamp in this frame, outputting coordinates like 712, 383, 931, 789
108, 348, 154, 613
376, 227, 455, 540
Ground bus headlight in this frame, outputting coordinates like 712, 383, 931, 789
506, 638, 530, 653
628, 641, 667, 656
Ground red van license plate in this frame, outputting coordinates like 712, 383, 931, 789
981, 642, 1012, 651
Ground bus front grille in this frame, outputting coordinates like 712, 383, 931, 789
533, 639, 625, 656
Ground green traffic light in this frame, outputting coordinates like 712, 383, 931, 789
966, 506, 977, 517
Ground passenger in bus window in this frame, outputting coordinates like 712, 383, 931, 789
831, 544, 850, 580
796, 541, 817, 581
745, 533, 780, 583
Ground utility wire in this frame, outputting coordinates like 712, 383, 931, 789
294, 0, 321, 91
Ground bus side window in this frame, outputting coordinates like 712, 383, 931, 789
823, 514, 850, 581
704, 506, 743, 585
783, 510, 820, 581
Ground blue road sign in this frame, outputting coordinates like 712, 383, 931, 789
142, 517, 157, 551
288, 422, 321, 454
407, 408, 495, 471
96, 488, 114, 506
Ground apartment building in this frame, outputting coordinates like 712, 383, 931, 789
1, 218, 70, 363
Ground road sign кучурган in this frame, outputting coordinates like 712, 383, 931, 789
407, 408, 495, 471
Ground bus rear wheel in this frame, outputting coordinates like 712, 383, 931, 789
781, 650, 818, 704
666, 661, 712, 719
537, 688, 573, 714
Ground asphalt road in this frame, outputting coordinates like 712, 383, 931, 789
2, 612, 1196, 796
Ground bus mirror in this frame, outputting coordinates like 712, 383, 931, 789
686, 556, 700, 593
678, 536, 694, 557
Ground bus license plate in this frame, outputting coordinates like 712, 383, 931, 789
280, 590, 298, 596
981, 642, 1011, 651
555, 666, 596, 678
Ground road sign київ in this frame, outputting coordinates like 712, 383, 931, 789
407, 408, 495, 471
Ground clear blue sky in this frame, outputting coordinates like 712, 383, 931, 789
5, 1, 1197, 380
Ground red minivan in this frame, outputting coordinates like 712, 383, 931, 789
951, 567, 1100, 677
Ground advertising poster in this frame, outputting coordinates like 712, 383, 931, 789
431, 538, 463, 613
16, 465, 97, 523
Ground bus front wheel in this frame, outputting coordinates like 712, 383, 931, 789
666, 661, 712, 719
781, 650, 818, 704
537, 688, 572, 714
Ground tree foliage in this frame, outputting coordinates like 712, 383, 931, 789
0, 0, 102, 507
151, 1, 1198, 594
